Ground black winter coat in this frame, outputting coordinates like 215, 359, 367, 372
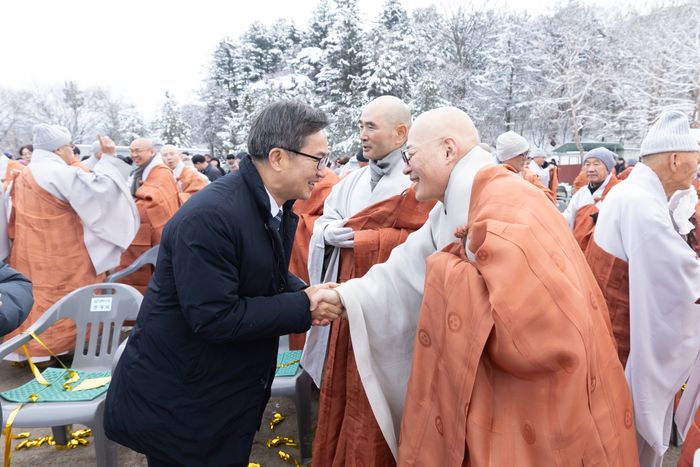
105, 156, 311, 466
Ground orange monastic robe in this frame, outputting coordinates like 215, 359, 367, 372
617, 166, 633, 181
287, 168, 339, 350
585, 241, 630, 367
5, 171, 104, 356
3, 158, 24, 192
513, 166, 556, 204
313, 188, 435, 467
177, 165, 208, 204
118, 164, 179, 293
397, 165, 638, 466
572, 175, 620, 253
573, 169, 588, 193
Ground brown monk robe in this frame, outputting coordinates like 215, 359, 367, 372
287, 168, 339, 350
398, 165, 638, 466
313, 187, 435, 467
2, 158, 25, 192
6, 170, 105, 356
572, 174, 620, 253
679, 414, 700, 467
176, 165, 208, 204
573, 169, 588, 192
118, 164, 180, 293
510, 165, 556, 203
617, 165, 633, 181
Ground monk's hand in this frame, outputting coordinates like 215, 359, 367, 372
305, 286, 344, 326
96, 134, 116, 157
324, 219, 354, 248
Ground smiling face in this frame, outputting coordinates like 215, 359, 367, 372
129, 138, 156, 167
279, 130, 329, 201
402, 128, 452, 202
358, 97, 410, 161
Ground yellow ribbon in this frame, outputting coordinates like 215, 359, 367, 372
276, 359, 300, 369
4, 405, 23, 467
21, 346, 48, 387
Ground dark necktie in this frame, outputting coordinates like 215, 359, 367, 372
270, 210, 283, 232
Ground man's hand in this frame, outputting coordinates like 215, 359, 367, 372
96, 134, 116, 158
323, 219, 354, 248
304, 283, 344, 326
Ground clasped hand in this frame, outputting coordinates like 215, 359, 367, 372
304, 283, 345, 326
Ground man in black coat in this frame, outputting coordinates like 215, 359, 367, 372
193, 154, 222, 182
105, 101, 343, 467
0, 262, 33, 337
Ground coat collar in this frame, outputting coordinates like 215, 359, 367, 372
239, 156, 296, 219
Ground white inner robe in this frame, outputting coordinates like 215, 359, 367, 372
561, 172, 614, 229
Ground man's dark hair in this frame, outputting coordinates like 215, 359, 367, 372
181, 151, 190, 156
72, 145, 81, 156
192, 154, 206, 164
248, 101, 328, 161
226, 153, 236, 160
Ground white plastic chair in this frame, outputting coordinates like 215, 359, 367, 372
104, 245, 159, 283
0, 283, 143, 467
271, 335, 314, 464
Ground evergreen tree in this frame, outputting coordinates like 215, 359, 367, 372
158, 92, 190, 146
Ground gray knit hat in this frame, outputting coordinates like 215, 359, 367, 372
33, 124, 71, 151
495, 131, 529, 162
583, 147, 616, 172
639, 111, 700, 157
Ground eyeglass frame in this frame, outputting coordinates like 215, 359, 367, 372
279, 147, 328, 170
401, 136, 446, 165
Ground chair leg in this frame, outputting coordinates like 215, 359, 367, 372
92, 404, 118, 467
294, 371, 313, 465
51, 425, 69, 445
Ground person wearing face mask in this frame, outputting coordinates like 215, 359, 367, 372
2, 125, 138, 361
586, 111, 700, 467
561, 147, 620, 252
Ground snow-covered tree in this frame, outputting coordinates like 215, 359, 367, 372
156, 92, 190, 146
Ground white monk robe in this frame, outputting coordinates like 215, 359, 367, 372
562, 172, 614, 228
594, 161, 700, 467
28, 149, 139, 273
301, 148, 411, 386
529, 159, 550, 187
331, 147, 494, 456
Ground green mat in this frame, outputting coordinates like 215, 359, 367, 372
275, 350, 302, 377
0, 368, 111, 403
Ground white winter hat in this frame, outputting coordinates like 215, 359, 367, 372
690, 128, 700, 145
530, 148, 547, 159
495, 131, 529, 162
33, 124, 71, 151
582, 147, 616, 172
639, 111, 700, 157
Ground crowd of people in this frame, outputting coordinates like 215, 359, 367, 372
1, 97, 700, 467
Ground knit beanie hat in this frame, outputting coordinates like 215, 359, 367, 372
530, 148, 547, 159
582, 147, 616, 172
639, 111, 700, 157
495, 131, 529, 162
33, 124, 71, 151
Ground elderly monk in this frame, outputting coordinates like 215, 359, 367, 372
4, 125, 138, 360
161, 144, 209, 204
312, 107, 638, 466
528, 147, 559, 192
562, 147, 620, 253
586, 111, 700, 467
302, 96, 435, 467
287, 167, 339, 350
117, 138, 179, 293
495, 130, 556, 203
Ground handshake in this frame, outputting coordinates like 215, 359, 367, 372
304, 283, 345, 326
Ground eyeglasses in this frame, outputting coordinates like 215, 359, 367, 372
280, 147, 328, 170
129, 147, 151, 155
401, 136, 445, 165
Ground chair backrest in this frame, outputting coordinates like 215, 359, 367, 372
104, 245, 160, 283
34, 283, 143, 371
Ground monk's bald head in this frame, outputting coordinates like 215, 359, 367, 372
359, 95, 411, 161
161, 144, 180, 170
130, 137, 156, 167
403, 107, 481, 202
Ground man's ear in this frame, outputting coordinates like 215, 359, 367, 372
395, 124, 409, 144
267, 148, 285, 172
443, 137, 458, 162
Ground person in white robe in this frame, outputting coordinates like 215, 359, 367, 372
593, 110, 700, 467
301, 96, 413, 386
308, 107, 497, 456
561, 146, 617, 228
528, 148, 550, 187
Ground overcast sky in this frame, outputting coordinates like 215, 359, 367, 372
1, 0, 645, 119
